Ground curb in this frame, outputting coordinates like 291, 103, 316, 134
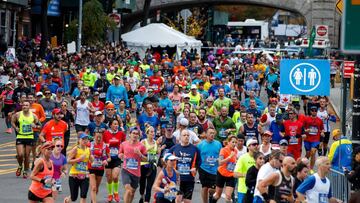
329, 98, 341, 121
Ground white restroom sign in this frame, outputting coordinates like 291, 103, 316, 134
280, 59, 330, 96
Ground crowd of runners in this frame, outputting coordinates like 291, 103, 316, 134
0, 41, 359, 203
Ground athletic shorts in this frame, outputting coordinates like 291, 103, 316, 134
121, 169, 140, 189
89, 169, 104, 177
288, 145, 301, 160
28, 190, 52, 201
304, 141, 320, 151
216, 171, 236, 188
179, 181, 195, 200
75, 124, 87, 132
16, 138, 35, 146
199, 167, 216, 188
68, 176, 89, 201
3, 104, 15, 115
105, 158, 121, 169
320, 132, 331, 144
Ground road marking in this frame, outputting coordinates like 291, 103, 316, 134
0, 159, 15, 162
0, 141, 14, 147
0, 164, 18, 167
0, 153, 16, 157
0, 148, 16, 152
0, 168, 16, 175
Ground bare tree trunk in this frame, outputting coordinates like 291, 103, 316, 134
39, 0, 49, 58
141, 0, 151, 27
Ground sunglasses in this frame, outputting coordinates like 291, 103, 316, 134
107, 109, 114, 111
250, 143, 259, 146
45, 93, 51, 95
311, 109, 317, 112
131, 131, 140, 135
61, 104, 67, 107
56, 145, 64, 148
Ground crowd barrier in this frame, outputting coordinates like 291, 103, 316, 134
328, 168, 351, 202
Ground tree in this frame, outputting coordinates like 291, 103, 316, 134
82, 0, 115, 45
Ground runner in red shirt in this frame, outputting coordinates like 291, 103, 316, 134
91, 92, 105, 112
282, 109, 305, 160
102, 119, 126, 202
39, 108, 68, 150
88, 129, 110, 203
303, 106, 324, 169
149, 71, 164, 94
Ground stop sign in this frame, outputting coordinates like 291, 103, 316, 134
109, 13, 121, 27
316, 26, 327, 37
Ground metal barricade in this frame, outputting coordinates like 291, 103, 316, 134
328, 168, 352, 202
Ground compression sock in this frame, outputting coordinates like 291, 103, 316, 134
5, 118, 11, 128
107, 182, 113, 195
113, 181, 119, 194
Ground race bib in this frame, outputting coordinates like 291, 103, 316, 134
164, 186, 178, 201
177, 163, 190, 175
114, 98, 121, 105
45, 110, 52, 118
76, 161, 87, 172
126, 158, 138, 170
22, 124, 32, 133
289, 136, 298, 145
318, 193, 329, 203
91, 158, 102, 168
227, 162, 235, 171
110, 147, 119, 157
42, 175, 52, 190
309, 126, 318, 135
219, 128, 226, 138
99, 92, 106, 98
147, 153, 158, 163
205, 156, 217, 166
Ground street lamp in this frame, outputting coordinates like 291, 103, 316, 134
77, 0, 83, 52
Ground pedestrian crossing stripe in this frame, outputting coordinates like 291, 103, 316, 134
0, 131, 79, 176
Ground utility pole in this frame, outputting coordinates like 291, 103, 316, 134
352, 57, 360, 149
77, 0, 83, 52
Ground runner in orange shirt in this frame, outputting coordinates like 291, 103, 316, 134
28, 93, 46, 169
212, 135, 238, 202
39, 108, 68, 154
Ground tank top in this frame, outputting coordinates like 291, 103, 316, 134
306, 173, 331, 203
69, 146, 90, 176
17, 111, 34, 139
156, 168, 178, 200
274, 171, 293, 203
88, 142, 107, 170
29, 158, 54, 198
104, 113, 118, 127
75, 100, 90, 126
141, 139, 158, 165
118, 109, 127, 127
243, 123, 259, 141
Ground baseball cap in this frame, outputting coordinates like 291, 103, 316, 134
79, 133, 89, 139
279, 139, 288, 146
183, 94, 190, 99
215, 66, 220, 70
310, 106, 318, 110
276, 114, 283, 120
52, 108, 61, 115
94, 111, 103, 116
191, 84, 197, 90
246, 138, 258, 147
6, 81, 12, 85
204, 63, 209, 66
163, 153, 178, 162
138, 86, 146, 92
106, 103, 115, 109
332, 129, 341, 137
114, 75, 121, 80
262, 131, 272, 137
179, 118, 189, 126
93, 91, 100, 96
57, 88, 64, 93
36, 92, 43, 97
41, 141, 54, 150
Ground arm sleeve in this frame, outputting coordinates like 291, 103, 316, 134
296, 175, 316, 195
106, 87, 111, 102
328, 141, 339, 162
328, 185, 332, 199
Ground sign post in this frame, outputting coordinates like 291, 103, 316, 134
280, 59, 330, 96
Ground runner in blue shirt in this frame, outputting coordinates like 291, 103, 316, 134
197, 128, 222, 203
106, 75, 129, 108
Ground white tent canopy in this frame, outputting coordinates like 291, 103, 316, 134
121, 23, 202, 59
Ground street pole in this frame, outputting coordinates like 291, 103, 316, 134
77, 0, 83, 52
352, 56, 360, 148
341, 72, 348, 135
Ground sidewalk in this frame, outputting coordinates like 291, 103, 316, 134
329, 83, 341, 119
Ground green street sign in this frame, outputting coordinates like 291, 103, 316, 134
341, 0, 360, 53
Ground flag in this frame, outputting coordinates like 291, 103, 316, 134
307, 26, 316, 57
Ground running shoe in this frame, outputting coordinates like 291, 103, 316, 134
5, 128, 12, 134
15, 166, 22, 177
107, 194, 113, 202
23, 170, 29, 179
113, 193, 120, 202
